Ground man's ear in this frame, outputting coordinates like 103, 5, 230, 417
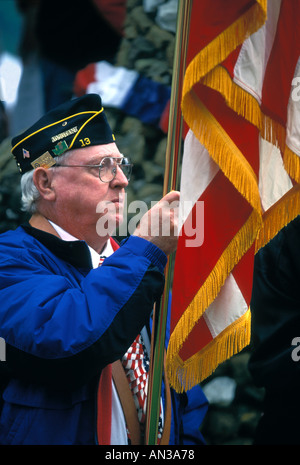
32, 168, 56, 201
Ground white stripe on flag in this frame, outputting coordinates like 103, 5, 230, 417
179, 130, 219, 231
233, 0, 281, 104
258, 137, 292, 212
203, 273, 248, 339
286, 56, 300, 157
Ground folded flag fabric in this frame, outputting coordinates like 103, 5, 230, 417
166, 0, 300, 392
74, 60, 171, 128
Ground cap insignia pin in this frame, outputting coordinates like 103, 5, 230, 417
22, 148, 30, 159
30, 152, 56, 169
53, 140, 69, 156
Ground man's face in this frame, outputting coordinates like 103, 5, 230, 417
48, 143, 129, 249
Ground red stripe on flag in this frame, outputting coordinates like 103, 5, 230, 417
197, 83, 260, 179
261, 0, 300, 126
186, 0, 259, 67
171, 170, 253, 333
179, 316, 213, 362
221, 46, 243, 79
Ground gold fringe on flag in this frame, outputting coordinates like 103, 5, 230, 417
166, 0, 300, 391
202, 65, 300, 249
183, 92, 262, 214
284, 145, 300, 184
167, 208, 258, 390
202, 66, 287, 153
168, 310, 251, 393
181, 0, 300, 251
255, 184, 300, 252
182, 0, 267, 101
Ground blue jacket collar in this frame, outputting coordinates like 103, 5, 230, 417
21, 222, 93, 269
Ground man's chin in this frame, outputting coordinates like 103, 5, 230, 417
96, 213, 124, 238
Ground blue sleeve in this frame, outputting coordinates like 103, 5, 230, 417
0, 235, 166, 389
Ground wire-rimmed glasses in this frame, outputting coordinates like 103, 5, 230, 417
54, 156, 133, 182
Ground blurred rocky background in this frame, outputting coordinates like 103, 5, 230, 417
0, 0, 264, 445
200, 346, 264, 445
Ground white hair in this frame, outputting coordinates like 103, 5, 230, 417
20, 170, 40, 214
20, 151, 73, 214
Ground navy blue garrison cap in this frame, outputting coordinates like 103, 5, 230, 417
11, 94, 115, 173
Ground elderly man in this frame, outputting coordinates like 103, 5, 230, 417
0, 94, 207, 445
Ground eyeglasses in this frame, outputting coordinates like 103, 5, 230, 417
54, 156, 133, 183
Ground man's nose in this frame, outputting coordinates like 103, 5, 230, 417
110, 165, 129, 188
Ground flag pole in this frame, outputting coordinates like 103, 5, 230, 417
144, 0, 193, 445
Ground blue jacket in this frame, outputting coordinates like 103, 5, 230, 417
0, 224, 207, 445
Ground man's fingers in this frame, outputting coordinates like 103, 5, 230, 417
160, 190, 180, 204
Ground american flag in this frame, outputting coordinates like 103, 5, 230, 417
166, 0, 300, 392
22, 148, 30, 159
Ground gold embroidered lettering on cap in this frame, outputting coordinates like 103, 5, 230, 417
30, 152, 56, 169
51, 126, 78, 143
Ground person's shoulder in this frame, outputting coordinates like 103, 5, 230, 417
0, 225, 37, 258
0, 226, 25, 244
